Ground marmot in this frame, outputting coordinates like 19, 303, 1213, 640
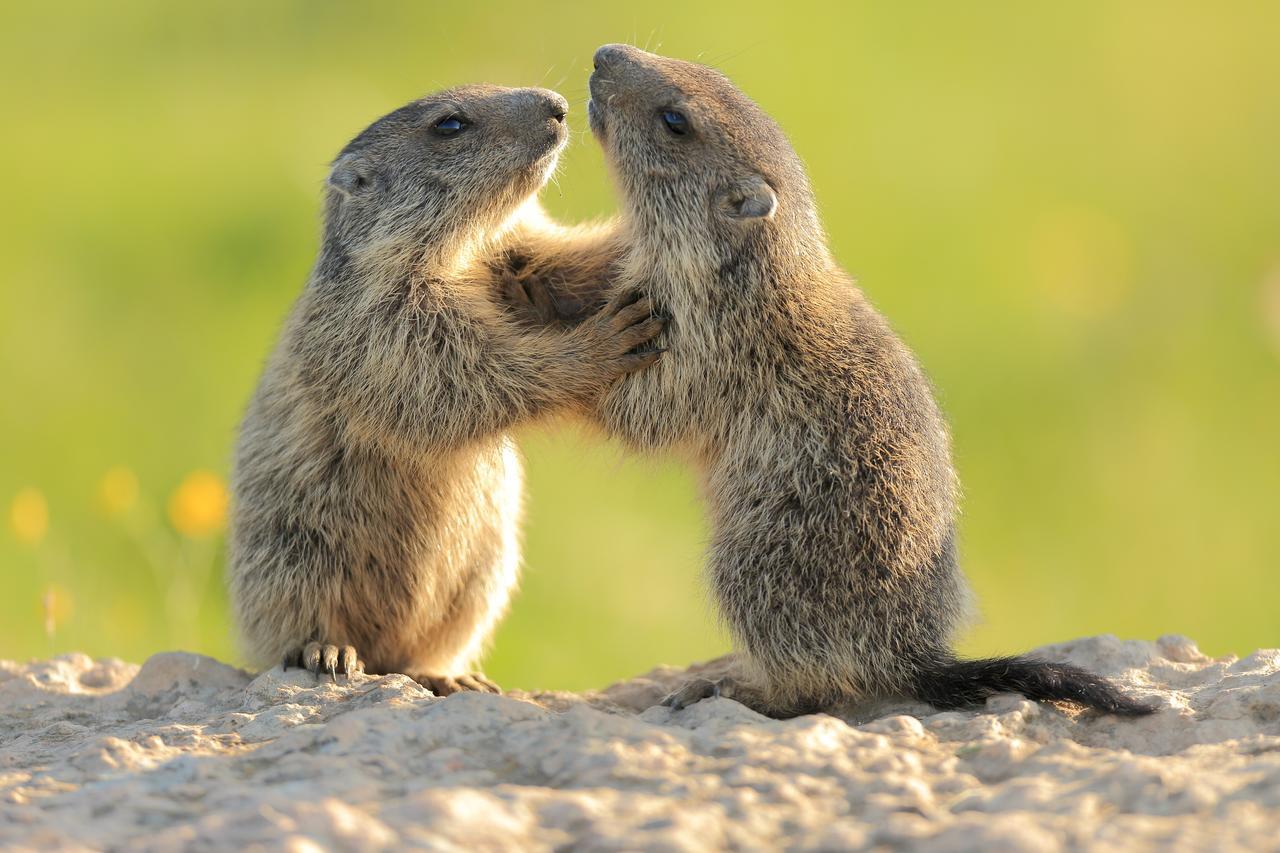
572, 44, 1153, 717
229, 85, 664, 695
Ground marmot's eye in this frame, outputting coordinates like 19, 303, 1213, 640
661, 110, 689, 136
433, 116, 468, 137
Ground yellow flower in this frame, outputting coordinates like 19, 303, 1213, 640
9, 488, 48, 546
42, 584, 73, 638
97, 466, 139, 517
167, 470, 229, 538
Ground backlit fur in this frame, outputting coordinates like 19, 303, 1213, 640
231, 85, 661, 683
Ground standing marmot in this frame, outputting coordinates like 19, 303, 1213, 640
230, 85, 663, 694
576, 45, 1152, 717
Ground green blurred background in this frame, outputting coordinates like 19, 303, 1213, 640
2, 2, 1277, 690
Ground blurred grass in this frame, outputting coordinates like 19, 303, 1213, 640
1, 2, 1277, 690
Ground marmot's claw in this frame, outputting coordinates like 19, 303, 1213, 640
291, 642, 363, 682
339, 645, 361, 678
457, 673, 501, 694
321, 645, 340, 679
302, 642, 323, 674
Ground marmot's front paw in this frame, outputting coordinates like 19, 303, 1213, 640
578, 290, 666, 377
282, 642, 363, 680
663, 675, 814, 718
662, 676, 731, 710
662, 675, 774, 713
501, 267, 564, 326
408, 671, 501, 697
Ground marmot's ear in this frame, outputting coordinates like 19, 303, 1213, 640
328, 154, 372, 196
718, 176, 778, 221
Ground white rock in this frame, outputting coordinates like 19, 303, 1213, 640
0, 635, 1276, 850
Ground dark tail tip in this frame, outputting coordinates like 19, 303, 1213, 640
911, 655, 1158, 716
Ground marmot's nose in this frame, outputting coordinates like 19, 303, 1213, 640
548, 94, 568, 124
524, 88, 569, 123
593, 43, 638, 72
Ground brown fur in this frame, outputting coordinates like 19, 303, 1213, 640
229, 85, 663, 693
536, 45, 1153, 717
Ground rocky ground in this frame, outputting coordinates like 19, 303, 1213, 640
1, 635, 1278, 851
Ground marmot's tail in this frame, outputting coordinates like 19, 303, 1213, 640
909, 655, 1156, 716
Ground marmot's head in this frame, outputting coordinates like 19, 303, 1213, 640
588, 45, 823, 269
323, 85, 568, 264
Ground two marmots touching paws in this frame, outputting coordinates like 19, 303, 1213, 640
229, 46, 1154, 716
